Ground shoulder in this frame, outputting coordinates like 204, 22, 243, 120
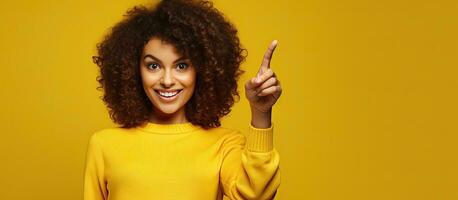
88, 126, 137, 145
205, 126, 246, 146
206, 125, 237, 134
204, 125, 242, 137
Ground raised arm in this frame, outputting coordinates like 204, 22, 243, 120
219, 40, 282, 199
245, 40, 282, 128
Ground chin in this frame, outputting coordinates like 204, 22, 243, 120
157, 107, 180, 115
151, 99, 184, 116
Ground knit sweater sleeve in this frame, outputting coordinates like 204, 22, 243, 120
219, 123, 281, 199
83, 132, 108, 200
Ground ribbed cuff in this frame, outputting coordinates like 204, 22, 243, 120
246, 123, 274, 152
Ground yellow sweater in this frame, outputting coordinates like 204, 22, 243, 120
83, 122, 280, 200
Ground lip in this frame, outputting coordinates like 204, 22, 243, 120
154, 89, 182, 102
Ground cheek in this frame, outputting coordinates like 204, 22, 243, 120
141, 73, 161, 86
177, 72, 196, 88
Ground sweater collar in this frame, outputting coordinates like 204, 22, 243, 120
136, 122, 202, 134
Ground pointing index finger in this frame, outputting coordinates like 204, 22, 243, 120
260, 40, 278, 71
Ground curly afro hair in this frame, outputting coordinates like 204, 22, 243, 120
92, 0, 246, 129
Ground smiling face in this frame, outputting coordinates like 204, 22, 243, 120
140, 37, 196, 123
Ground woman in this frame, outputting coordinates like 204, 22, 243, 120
84, 0, 282, 199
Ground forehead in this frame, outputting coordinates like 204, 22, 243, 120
142, 37, 182, 59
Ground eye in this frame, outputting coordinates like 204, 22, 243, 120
147, 63, 160, 70
176, 62, 189, 70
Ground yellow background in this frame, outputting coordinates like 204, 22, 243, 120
1, 0, 457, 199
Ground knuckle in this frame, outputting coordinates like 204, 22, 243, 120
271, 77, 277, 84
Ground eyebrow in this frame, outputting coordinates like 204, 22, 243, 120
143, 54, 187, 64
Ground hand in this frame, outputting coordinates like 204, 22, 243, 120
245, 40, 282, 114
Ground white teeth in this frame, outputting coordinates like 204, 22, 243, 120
158, 91, 179, 97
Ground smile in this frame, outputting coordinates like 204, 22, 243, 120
154, 89, 182, 101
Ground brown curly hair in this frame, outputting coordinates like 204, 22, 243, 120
92, 0, 246, 129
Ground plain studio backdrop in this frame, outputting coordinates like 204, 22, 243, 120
0, 0, 457, 199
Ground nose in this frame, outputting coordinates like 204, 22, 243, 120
160, 68, 175, 88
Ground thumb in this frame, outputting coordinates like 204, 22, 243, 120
246, 77, 263, 90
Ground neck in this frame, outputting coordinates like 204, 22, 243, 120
149, 107, 189, 124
